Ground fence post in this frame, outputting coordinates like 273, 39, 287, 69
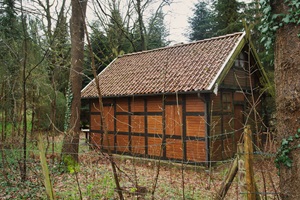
38, 134, 55, 200
244, 125, 256, 200
215, 151, 239, 199
238, 143, 246, 199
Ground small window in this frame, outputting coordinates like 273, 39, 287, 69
234, 53, 246, 69
222, 93, 232, 112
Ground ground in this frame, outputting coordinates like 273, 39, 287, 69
0, 134, 279, 199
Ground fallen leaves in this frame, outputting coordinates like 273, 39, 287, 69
0, 141, 280, 199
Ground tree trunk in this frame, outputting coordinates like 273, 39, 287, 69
61, 0, 87, 163
273, 2, 300, 199
20, 2, 28, 181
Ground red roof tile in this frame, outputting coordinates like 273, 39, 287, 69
81, 32, 245, 98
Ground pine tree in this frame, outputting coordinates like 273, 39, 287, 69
107, 3, 132, 54
147, 10, 169, 50
188, 1, 213, 40
188, 0, 244, 41
213, 0, 244, 36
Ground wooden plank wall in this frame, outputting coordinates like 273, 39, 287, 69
211, 69, 262, 160
210, 91, 244, 161
210, 91, 263, 160
89, 94, 207, 163
209, 49, 264, 161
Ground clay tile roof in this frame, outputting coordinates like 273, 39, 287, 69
81, 32, 245, 98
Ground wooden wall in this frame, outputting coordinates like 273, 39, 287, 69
88, 50, 264, 163
88, 88, 262, 163
210, 91, 243, 161
89, 94, 207, 163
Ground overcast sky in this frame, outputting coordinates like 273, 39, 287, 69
162, 0, 252, 44
163, 0, 199, 44
86, 0, 200, 44
23, 0, 252, 45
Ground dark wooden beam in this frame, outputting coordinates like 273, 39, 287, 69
144, 98, 148, 155
204, 94, 211, 165
182, 95, 187, 161
128, 97, 132, 152
113, 98, 117, 153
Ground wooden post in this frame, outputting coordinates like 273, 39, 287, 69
215, 144, 242, 200
215, 126, 260, 200
244, 125, 256, 200
238, 143, 246, 199
38, 134, 55, 200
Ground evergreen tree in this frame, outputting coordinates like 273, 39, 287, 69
0, 0, 18, 37
0, 0, 23, 131
188, 0, 244, 41
83, 22, 112, 88
213, 0, 244, 36
33, 0, 70, 131
188, 1, 213, 40
107, 3, 133, 54
147, 10, 169, 50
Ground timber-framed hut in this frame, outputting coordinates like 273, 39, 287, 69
81, 32, 269, 163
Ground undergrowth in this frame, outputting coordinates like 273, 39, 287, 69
0, 135, 279, 199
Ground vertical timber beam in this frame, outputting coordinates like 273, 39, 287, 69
113, 99, 117, 153
231, 92, 235, 155
162, 95, 167, 158
182, 94, 187, 161
88, 99, 91, 144
128, 97, 132, 153
220, 91, 225, 159
144, 98, 148, 155
99, 99, 104, 150
204, 94, 211, 165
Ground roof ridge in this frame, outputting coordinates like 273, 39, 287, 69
118, 32, 244, 58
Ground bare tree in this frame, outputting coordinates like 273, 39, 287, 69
92, 0, 171, 52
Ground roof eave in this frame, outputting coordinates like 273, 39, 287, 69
81, 89, 213, 99
247, 35, 274, 97
207, 30, 273, 97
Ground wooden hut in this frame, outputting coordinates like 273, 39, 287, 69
81, 32, 269, 164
